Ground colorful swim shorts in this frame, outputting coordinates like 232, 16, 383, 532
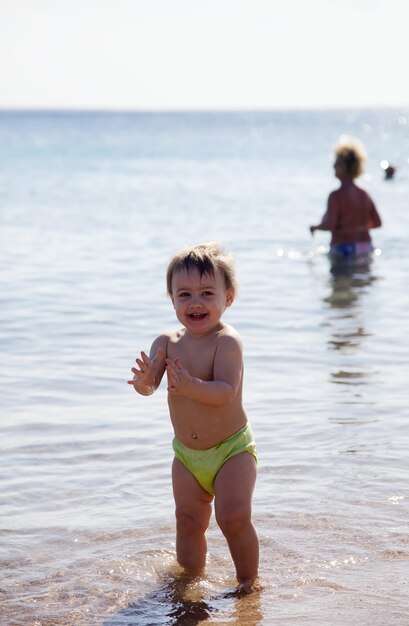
330, 241, 374, 258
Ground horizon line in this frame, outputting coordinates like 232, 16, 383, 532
1, 103, 409, 114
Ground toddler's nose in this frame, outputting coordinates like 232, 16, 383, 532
190, 295, 202, 307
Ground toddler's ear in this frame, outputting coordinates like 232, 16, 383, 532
225, 290, 234, 307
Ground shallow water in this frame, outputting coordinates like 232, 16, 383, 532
1, 109, 408, 625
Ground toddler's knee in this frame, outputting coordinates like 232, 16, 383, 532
175, 508, 208, 535
216, 507, 250, 537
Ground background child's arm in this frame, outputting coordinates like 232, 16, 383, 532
165, 334, 242, 405
310, 192, 338, 234
367, 196, 382, 229
127, 337, 167, 395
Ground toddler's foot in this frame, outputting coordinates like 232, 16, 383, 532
237, 578, 262, 595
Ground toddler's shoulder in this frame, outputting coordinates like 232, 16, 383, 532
163, 326, 185, 342
218, 323, 243, 347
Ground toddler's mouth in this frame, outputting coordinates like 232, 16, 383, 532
188, 312, 207, 320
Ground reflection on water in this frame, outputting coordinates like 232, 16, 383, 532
331, 370, 369, 385
321, 260, 380, 424
324, 261, 377, 355
103, 568, 264, 626
324, 264, 377, 313
104, 571, 212, 626
327, 327, 370, 351
228, 591, 263, 626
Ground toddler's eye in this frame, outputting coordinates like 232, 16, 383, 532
202, 291, 213, 296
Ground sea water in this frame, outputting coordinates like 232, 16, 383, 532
0, 109, 408, 625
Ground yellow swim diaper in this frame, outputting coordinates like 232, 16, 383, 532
172, 423, 257, 495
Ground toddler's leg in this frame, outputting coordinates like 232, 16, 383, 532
214, 453, 259, 592
172, 458, 213, 571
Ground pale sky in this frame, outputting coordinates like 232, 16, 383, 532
1, 0, 408, 110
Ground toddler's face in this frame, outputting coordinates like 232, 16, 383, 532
170, 267, 233, 334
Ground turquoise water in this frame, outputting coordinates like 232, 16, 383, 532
1, 109, 408, 625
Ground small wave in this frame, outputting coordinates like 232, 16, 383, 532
292, 577, 348, 591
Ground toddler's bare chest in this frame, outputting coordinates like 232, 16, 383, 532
168, 339, 217, 381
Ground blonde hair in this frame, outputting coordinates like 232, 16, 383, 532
334, 137, 367, 178
166, 242, 237, 297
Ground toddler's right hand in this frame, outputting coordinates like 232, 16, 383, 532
127, 347, 164, 392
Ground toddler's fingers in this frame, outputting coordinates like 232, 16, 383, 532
136, 358, 148, 370
167, 373, 179, 389
130, 368, 143, 379
154, 347, 164, 360
141, 351, 150, 365
167, 365, 179, 379
127, 377, 140, 384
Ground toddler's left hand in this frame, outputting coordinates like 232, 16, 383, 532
165, 358, 191, 395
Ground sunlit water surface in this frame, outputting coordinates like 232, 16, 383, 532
1, 109, 408, 625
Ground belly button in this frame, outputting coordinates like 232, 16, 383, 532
191, 432, 198, 439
